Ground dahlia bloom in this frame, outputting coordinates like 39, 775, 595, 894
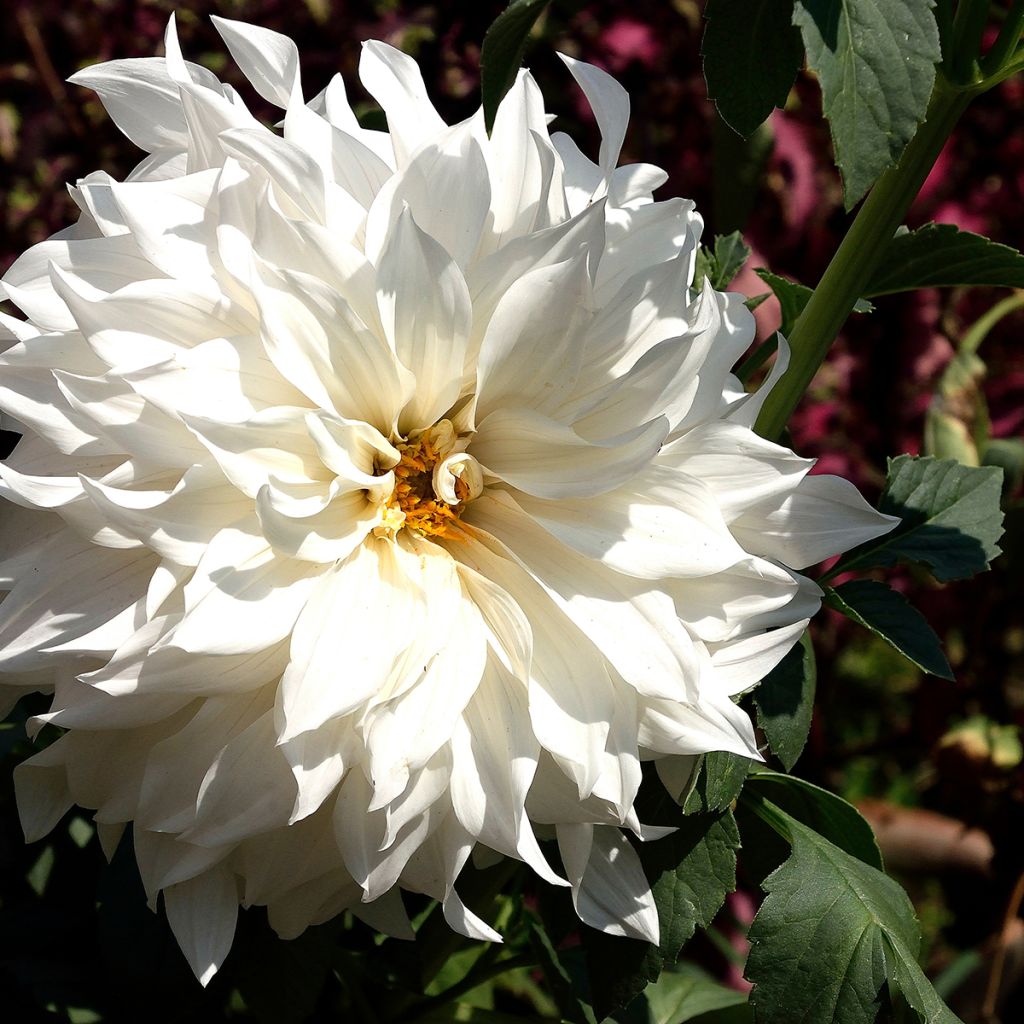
0, 16, 894, 982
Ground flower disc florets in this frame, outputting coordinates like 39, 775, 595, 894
378, 420, 479, 540
0, 15, 896, 983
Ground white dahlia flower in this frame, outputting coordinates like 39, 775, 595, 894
0, 16, 894, 983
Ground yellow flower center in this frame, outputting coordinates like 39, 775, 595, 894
381, 427, 471, 539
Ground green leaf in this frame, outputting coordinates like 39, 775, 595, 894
527, 917, 597, 1024
644, 963, 748, 1024
583, 810, 739, 1019
701, 0, 804, 137
754, 268, 873, 336
694, 232, 752, 291
753, 631, 816, 771
744, 771, 883, 870
745, 798, 963, 1024
792, 0, 941, 208
480, 0, 552, 131
834, 455, 1005, 582
825, 580, 953, 679
683, 751, 751, 815
865, 223, 1024, 296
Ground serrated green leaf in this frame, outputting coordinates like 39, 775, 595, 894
835, 455, 1005, 582
701, 0, 803, 137
480, 0, 552, 131
865, 223, 1024, 296
644, 963, 748, 1024
745, 797, 963, 1024
825, 580, 953, 679
792, 0, 941, 208
753, 631, 816, 771
695, 232, 752, 291
754, 268, 873, 336
583, 811, 739, 1019
683, 752, 751, 814
744, 771, 883, 869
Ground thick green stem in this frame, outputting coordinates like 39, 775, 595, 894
950, 0, 994, 83
753, 78, 972, 441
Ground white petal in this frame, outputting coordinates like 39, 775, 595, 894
358, 41, 446, 166
137, 688, 272, 832
658, 420, 812, 522
471, 406, 667, 500
466, 496, 702, 703
512, 466, 746, 581
67, 56, 222, 153
450, 656, 566, 886
474, 255, 590, 422
13, 742, 72, 842
186, 710, 295, 846
375, 208, 471, 432
167, 523, 326, 655
364, 118, 491, 268
708, 618, 811, 697
277, 539, 428, 739
556, 823, 659, 943
558, 55, 629, 177
731, 473, 899, 569
163, 867, 239, 986
211, 16, 301, 108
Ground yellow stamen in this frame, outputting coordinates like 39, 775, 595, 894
379, 426, 467, 540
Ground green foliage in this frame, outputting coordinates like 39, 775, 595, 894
643, 963, 749, 1023
694, 232, 751, 291
753, 632, 816, 772
683, 752, 751, 814
792, 0, 941, 208
744, 796, 963, 1024
825, 580, 953, 680
834, 455, 1005, 582
744, 771, 883, 870
480, 0, 553, 131
865, 223, 1024, 295
754, 268, 873, 336
701, 0, 804, 137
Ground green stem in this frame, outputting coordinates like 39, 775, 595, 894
950, 0, 994, 83
410, 951, 540, 1019
753, 78, 972, 441
981, 0, 1024, 74
960, 290, 1024, 355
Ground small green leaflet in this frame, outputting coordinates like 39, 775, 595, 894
865, 223, 1024, 296
754, 268, 873, 336
825, 580, 953, 680
792, 0, 941, 208
701, 0, 804, 137
694, 232, 751, 291
480, 0, 552, 131
745, 797, 964, 1024
834, 455, 1005, 582
753, 631, 816, 772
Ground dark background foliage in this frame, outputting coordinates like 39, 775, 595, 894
1, 1, 1022, 1021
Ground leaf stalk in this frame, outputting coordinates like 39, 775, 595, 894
753, 77, 972, 441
